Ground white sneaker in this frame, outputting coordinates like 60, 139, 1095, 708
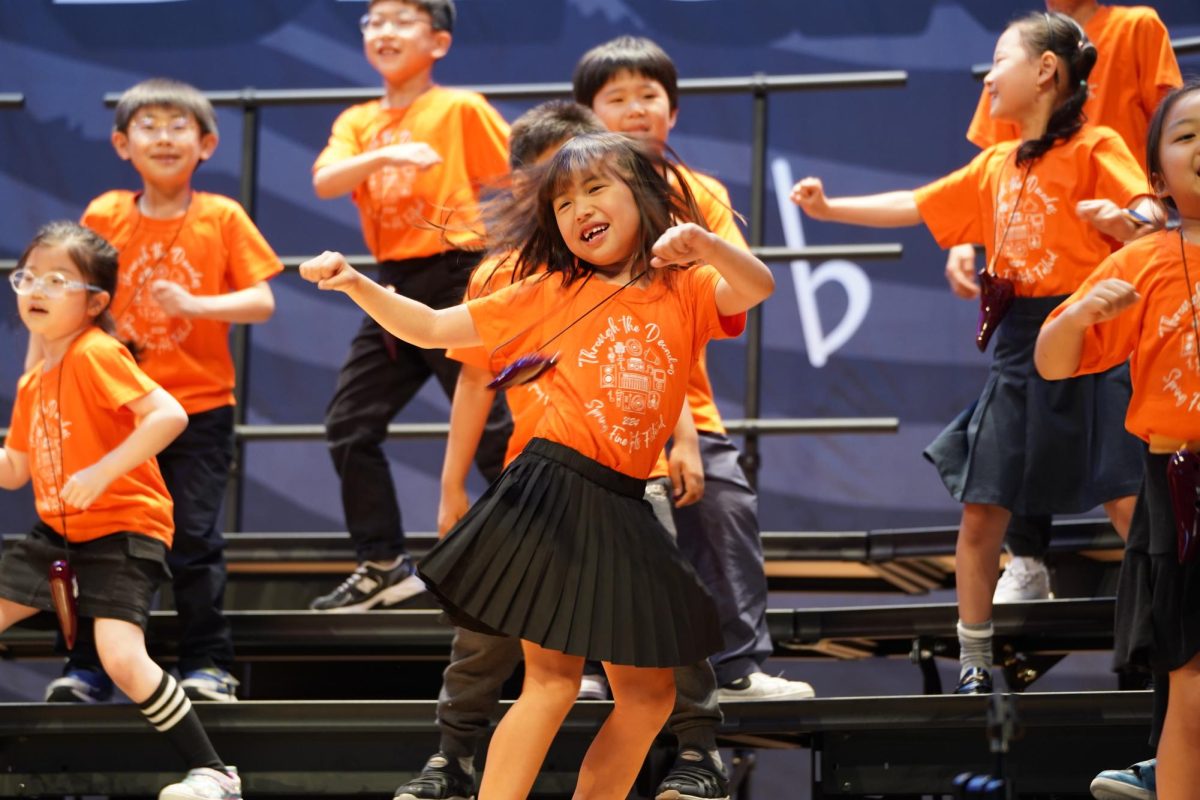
717, 671, 815, 702
993, 557, 1052, 603
577, 673, 609, 701
159, 766, 241, 800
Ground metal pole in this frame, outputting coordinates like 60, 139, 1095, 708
225, 96, 261, 534
741, 74, 769, 490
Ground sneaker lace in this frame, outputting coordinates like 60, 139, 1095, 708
1000, 560, 1040, 588
332, 563, 373, 595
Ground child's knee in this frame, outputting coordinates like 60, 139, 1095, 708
610, 669, 675, 717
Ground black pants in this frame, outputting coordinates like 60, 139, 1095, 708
1006, 515, 1053, 558
66, 405, 236, 673
325, 251, 513, 562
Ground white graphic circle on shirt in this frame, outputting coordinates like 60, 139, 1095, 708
995, 173, 1060, 287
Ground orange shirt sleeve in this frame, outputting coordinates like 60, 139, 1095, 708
313, 104, 366, 174
1087, 130, 1152, 208
914, 150, 992, 250
5, 372, 33, 454
693, 176, 749, 250
1044, 256, 1141, 377
221, 201, 283, 289
1131, 9, 1184, 122
461, 97, 511, 188
78, 336, 161, 412
684, 265, 744, 350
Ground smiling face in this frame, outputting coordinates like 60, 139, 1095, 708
983, 25, 1047, 124
1154, 90, 1200, 222
16, 244, 105, 346
590, 69, 677, 151
112, 104, 216, 192
553, 166, 641, 270
361, 0, 450, 87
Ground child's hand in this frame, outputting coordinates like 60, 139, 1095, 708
1076, 199, 1157, 242
1068, 278, 1140, 326
299, 251, 363, 292
790, 177, 831, 219
149, 280, 200, 318
61, 462, 117, 510
650, 223, 715, 269
668, 439, 704, 508
378, 142, 442, 170
944, 244, 981, 299
437, 484, 470, 537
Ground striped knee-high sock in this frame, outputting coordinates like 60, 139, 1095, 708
139, 672, 225, 772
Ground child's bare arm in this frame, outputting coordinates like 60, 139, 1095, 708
60, 388, 187, 511
791, 178, 922, 228
1035, 279, 1140, 380
667, 401, 704, 507
300, 251, 481, 349
0, 446, 30, 490
150, 280, 275, 324
650, 224, 775, 317
439, 364, 496, 536
312, 143, 442, 199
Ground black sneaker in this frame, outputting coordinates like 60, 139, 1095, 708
393, 753, 476, 800
655, 748, 730, 800
309, 555, 426, 612
954, 667, 994, 694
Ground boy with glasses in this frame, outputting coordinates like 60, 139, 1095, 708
309, 0, 513, 612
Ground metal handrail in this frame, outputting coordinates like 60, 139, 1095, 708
0, 94, 23, 109
100, 71, 908, 108
0, 244, 903, 272
971, 33, 1200, 79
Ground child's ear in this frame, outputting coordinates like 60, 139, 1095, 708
1037, 51, 1060, 92
87, 291, 111, 319
111, 130, 132, 161
431, 30, 451, 60
198, 131, 219, 161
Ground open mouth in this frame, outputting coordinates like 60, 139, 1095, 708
581, 223, 609, 243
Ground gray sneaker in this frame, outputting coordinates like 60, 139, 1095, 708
159, 766, 241, 800
309, 555, 426, 612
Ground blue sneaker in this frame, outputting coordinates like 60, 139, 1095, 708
179, 667, 239, 702
1090, 759, 1155, 800
45, 667, 114, 703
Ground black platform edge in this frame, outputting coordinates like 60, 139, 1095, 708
0, 520, 1121, 565
0, 600, 1118, 661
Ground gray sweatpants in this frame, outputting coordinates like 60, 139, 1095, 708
672, 431, 773, 686
436, 477, 723, 759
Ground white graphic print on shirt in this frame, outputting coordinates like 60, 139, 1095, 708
577, 314, 681, 455
117, 239, 201, 353
995, 173, 1060, 287
30, 396, 70, 517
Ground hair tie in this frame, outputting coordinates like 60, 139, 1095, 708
1080, 79, 1088, 88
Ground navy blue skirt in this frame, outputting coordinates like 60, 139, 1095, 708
924, 295, 1143, 515
417, 438, 723, 668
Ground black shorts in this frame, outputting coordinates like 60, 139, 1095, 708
0, 523, 170, 628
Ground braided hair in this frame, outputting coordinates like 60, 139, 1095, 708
1013, 11, 1098, 166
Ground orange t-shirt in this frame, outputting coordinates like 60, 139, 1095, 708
914, 126, 1147, 297
5, 328, 174, 545
1047, 230, 1200, 444
312, 87, 510, 262
82, 190, 283, 416
466, 266, 745, 479
966, 5, 1181, 168
677, 165, 750, 436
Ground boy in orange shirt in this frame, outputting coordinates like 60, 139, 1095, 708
43, 79, 281, 705
309, 0, 512, 612
574, 36, 816, 712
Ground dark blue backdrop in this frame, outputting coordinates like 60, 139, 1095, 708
2, 0, 1199, 535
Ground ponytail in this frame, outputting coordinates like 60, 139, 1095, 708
1014, 11, 1097, 167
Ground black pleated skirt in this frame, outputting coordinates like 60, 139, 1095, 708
923, 295, 1143, 514
416, 438, 723, 667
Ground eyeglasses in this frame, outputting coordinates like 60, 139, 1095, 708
359, 13, 431, 34
10, 270, 102, 298
128, 116, 199, 141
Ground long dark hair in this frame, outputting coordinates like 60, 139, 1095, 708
1012, 11, 1098, 166
483, 132, 708, 289
18, 221, 124, 343
1146, 80, 1200, 216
